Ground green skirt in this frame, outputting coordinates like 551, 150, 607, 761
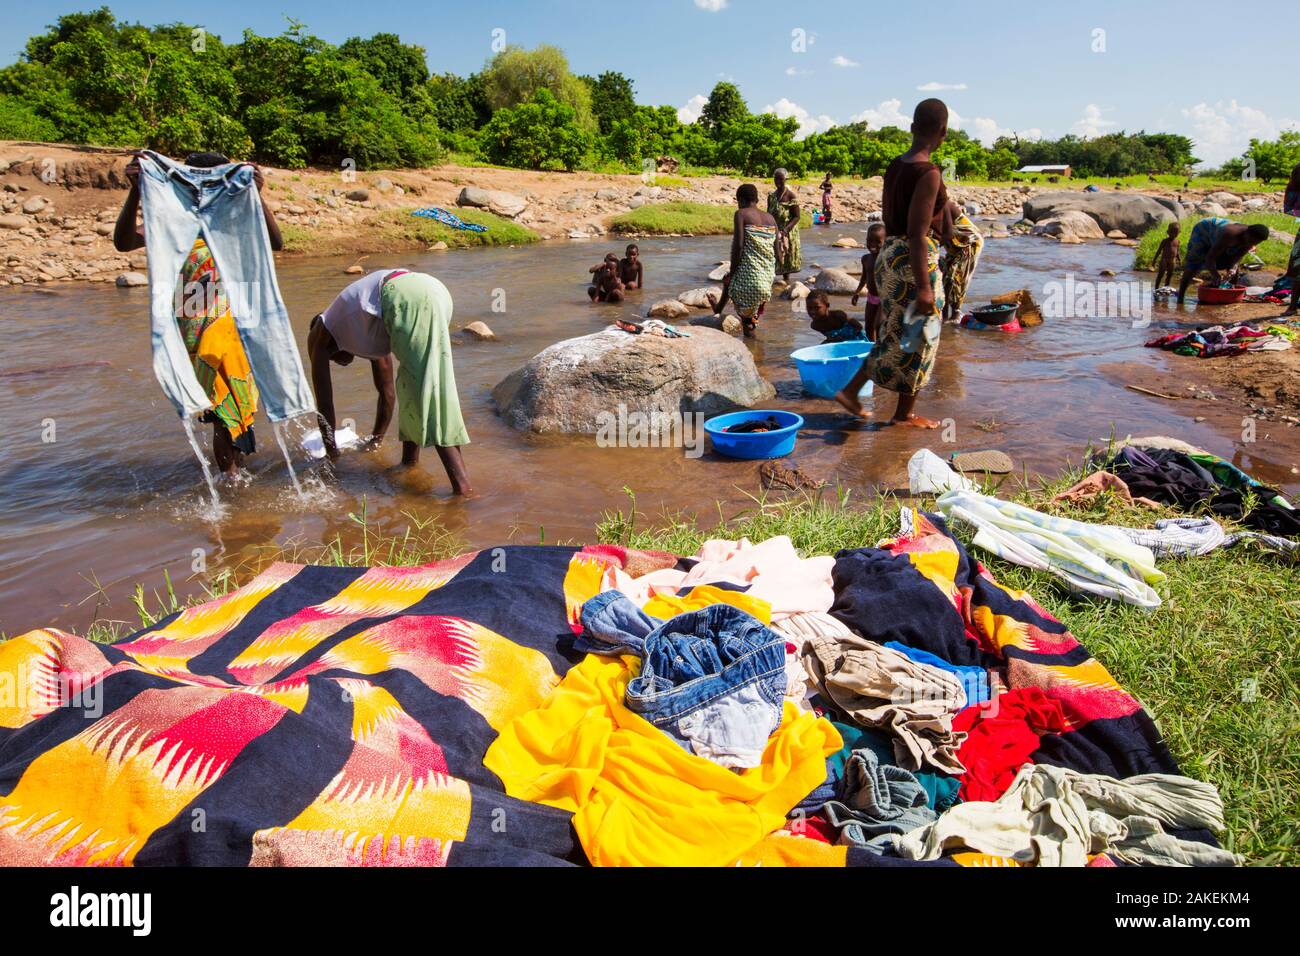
380, 272, 470, 447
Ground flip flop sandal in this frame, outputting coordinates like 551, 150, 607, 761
950, 449, 1014, 474
615, 319, 643, 334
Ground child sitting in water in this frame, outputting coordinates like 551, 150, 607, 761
849, 222, 886, 339
618, 243, 644, 289
1153, 222, 1181, 290
588, 253, 626, 302
806, 290, 868, 342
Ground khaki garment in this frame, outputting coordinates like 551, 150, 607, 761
794, 612, 967, 774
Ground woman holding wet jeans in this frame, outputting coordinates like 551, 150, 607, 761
114, 151, 283, 477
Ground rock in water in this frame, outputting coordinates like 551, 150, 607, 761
1029, 209, 1107, 241
784, 281, 810, 300
678, 286, 723, 308
812, 268, 858, 294
116, 271, 148, 287
708, 261, 730, 281
492, 326, 774, 434
648, 299, 692, 319
689, 313, 743, 335
1021, 193, 1177, 238
832, 237, 861, 248
462, 321, 497, 341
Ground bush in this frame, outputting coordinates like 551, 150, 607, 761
481, 88, 591, 171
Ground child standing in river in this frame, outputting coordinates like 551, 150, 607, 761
1153, 222, 1181, 290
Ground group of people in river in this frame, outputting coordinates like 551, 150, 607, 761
119, 110, 1300, 497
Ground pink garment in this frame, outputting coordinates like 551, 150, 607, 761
600, 535, 835, 621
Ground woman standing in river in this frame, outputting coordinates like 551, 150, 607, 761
834, 99, 948, 428
768, 168, 802, 283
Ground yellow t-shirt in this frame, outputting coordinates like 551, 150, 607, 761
484, 652, 840, 867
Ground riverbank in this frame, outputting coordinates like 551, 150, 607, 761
3, 139, 1285, 287
63, 479, 1300, 866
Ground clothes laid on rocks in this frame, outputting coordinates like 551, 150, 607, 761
767, 189, 802, 275
820, 748, 937, 850
136, 150, 314, 423
951, 688, 1069, 802
1145, 322, 1284, 358
484, 653, 841, 866
175, 236, 259, 452
380, 272, 469, 448
941, 211, 984, 314
1107, 445, 1300, 539
886, 763, 1239, 867
935, 489, 1165, 608
320, 269, 404, 359
866, 235, 944, 395
800, 614, 968, 774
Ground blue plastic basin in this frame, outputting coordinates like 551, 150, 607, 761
704, 410, 804, 460
790, 341, 875, 399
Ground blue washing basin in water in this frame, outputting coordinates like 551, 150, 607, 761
705, 410, 804, 459
790, 341, 875, 399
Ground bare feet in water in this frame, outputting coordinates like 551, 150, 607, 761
891, 414, 940, 429
833, 389, 870, 418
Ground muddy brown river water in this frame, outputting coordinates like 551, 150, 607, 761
3, 223, 1298, 635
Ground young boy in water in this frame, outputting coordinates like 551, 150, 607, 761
806, 290, 867, 342
618, 243, 644, 289
587, 254, 626, 302
1153, 222, 1181, 289
849, 222, 886, 339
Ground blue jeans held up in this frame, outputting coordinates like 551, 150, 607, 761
625, 602, 787, 770
137, 150, 315, 423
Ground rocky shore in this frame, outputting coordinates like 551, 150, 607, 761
0, 141, 1286, 287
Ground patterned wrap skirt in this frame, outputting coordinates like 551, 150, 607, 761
865, 236, 944, 396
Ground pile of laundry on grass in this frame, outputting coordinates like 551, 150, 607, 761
1146, 322, 1294, 359
3, 437, 1294, 867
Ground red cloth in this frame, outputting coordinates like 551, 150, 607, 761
787, 813, 837, 844
952, 687, 1069, 802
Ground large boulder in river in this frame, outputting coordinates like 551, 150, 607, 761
813, 268, 858, 294
647, 299, 691, 319
1029, 209, 1107, 241
492, 326, 774, 434
678, 286, 723, 308
1021, 193, 1177, 238
456, 186, 528, 218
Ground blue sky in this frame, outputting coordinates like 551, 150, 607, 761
2, 0, 1295, 165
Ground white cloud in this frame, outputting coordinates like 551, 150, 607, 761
917, 82, 967, 92
851, 98, 909, 128
785, 66, 812, 76
1180, 99, 1300, 166
763, 98, 836, 140
960, 115, 1043, 146
830, 55, 860, 68
1071, 103, 1116, 138
694, 0, 728, 11
677, 94, 708, 124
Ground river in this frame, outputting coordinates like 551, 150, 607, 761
2, 223, 1296, 635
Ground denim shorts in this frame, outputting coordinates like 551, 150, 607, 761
625, 603, 787, 770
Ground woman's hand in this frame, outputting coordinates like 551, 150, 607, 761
915, 284, 937, 315
124, 152, 142, 188
251, 165, 266, 191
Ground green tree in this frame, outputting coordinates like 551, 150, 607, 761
339, 32, 430, 105
986, 146, 1018, 180
481, 88, 592, 171
1244, 132, 1300, 184
700, 82, 747, 134
481, 44, 595, 130
582, 70, 635, 136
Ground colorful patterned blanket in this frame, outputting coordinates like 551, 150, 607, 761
0, 520, 1210, 866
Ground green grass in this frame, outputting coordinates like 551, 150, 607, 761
1134, 211, 1297, 271
610, 200, 735, 235
596, 475, 1299, 866
379, 207, 540, 248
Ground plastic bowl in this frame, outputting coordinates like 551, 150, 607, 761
971, 302, 1019, 326
790, 341, 875, 399
705, 410, 804, 460
1196, 285, 1247, 305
